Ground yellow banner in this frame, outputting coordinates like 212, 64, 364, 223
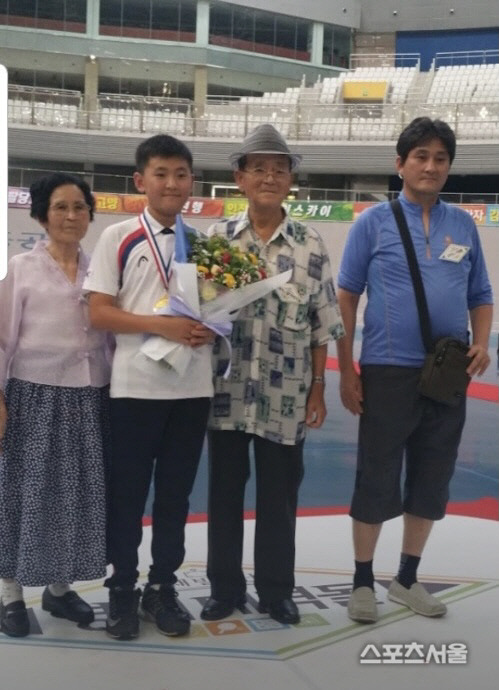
343, 81, 387, 102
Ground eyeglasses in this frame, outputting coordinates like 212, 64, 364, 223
49, 202, 90, 215
242, 166, 291, 180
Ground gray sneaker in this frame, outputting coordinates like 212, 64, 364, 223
347, 586, 377, 623
387, 579, 447, 617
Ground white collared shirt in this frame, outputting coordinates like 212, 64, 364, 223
83, 208, 213, 399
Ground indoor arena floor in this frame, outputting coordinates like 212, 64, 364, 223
0, 343, 497, 690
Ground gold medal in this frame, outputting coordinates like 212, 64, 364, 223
153, 294, 169, 312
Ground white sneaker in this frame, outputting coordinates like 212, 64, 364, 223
347, 586, 377, 623
387, 579, 447, 617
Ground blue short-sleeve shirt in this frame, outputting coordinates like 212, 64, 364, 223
338, 193, 493, 367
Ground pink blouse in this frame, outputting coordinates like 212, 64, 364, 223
0, 241, 111, 389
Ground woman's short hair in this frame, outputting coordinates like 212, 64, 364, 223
29, 173, 95, 222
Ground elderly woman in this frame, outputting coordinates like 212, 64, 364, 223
0, 173, 112, 637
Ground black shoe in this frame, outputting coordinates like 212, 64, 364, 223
200, 596, 247, 621
259, 598, 300, 625
141, 584, 190, 637
106, 587, 141, 640
41, 588, 94, 625
0, 600, 30, 637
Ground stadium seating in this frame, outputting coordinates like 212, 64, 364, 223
7, 58, 499, 142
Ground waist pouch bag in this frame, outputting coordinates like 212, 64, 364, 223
418, 337, 471, 406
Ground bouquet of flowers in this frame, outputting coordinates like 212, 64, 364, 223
190, 234, 267, 302
140, 214, 291, 378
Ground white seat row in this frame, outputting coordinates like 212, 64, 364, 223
200, 111, 291, 138
142, 110, 189, 135
438, 64, 498, 71
202, 114, 246, 137
457, 117, 499, 139
100, 107, 142, 131
309, 116, 397, 141
105, 107, 190, 134
247, 113, 291, 136
319, 77, 340, 104
8, 99, 79, 127
428, 63, 499, 104
353, 66, 416, 75
241, 87, 300, 106
350, 120, 398, 140
98, 107, 189, 135
310, 118, 349, 139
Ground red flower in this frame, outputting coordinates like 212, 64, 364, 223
259, 268, 267, 279
222, 252, 232, 264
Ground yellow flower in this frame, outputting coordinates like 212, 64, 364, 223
197, 265, 209, 275
248, 253, 258, 265
223, 273, 236, 289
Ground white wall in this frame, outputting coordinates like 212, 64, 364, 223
359, 0, 499, 31
222, 0, 361, 27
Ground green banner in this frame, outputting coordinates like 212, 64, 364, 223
223, 198, 354, 222
284, 201, 354, 222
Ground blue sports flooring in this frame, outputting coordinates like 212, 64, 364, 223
146, 338, 499, 521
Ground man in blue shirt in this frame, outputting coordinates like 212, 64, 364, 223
337, 117, 493, 624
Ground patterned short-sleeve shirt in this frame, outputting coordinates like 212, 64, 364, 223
207, 210, 345, 446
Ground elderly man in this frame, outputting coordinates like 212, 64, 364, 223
200, 124, 345, 625
337, 117, 493, 624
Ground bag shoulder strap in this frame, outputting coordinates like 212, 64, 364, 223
390, 199, 434, 353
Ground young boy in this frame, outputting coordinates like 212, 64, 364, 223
84, 134, 214, 640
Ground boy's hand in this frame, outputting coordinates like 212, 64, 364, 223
155, 316, 215, 347
189, 322, 216, 347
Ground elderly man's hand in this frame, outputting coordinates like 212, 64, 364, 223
306, 384, 327, 428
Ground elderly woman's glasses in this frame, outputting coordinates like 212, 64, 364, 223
49, 202, 90, 215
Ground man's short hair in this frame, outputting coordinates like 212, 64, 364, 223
135, 134, 193, 173
396, 117, 456, 164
